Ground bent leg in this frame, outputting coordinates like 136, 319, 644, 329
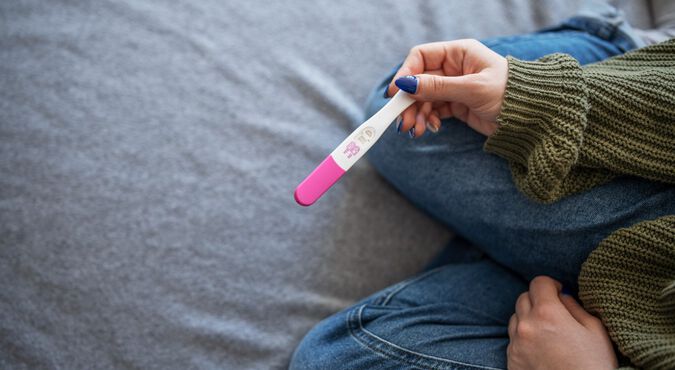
290, 259, 527, 370
362, 27, 675, 289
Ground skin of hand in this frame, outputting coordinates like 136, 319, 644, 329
386, 39, 508, 137
507, 276, 618, 370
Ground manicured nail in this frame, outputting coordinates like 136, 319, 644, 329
561, 286, 572, 296
408, 126, 415, 138
396, 118, 402, 134
383, 87, 390, 98
395, 75, 418, 94
426, 121, 439, 133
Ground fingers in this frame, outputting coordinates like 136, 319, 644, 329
397, 102, 443, 138
386, 38, 496, 98
436, 103, 452, 119
399, 104, 417, 135
385, 38, 507, 138
515, 292, 532, 316
386, 41, 458, 97
559, 294, 601, 328
386, 39, 483, 97
385, 38, 503, 135
428, 110, 441, 133
412, 73, 475, 104
508, 313, 518, 338
415, 102, 432, 137
528, 276, 563, 307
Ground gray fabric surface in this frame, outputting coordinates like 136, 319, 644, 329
0, 1, 612, 369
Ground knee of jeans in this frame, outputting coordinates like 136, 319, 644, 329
289, 307, 414, 370
289, 312, 361, 370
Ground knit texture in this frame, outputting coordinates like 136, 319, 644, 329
485, 39, 675, 203
579, 216, 675, 370
484, 40, 675, 370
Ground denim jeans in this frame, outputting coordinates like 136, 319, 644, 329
290, 18, 675, 370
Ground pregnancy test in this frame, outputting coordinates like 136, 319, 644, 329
294, 90, 415, 206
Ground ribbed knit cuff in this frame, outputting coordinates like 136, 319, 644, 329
484, 54, 590, 203
579, 216, 675, 370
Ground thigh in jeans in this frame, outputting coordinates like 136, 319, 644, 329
290, 260, 527, 370
362, 30, 675, 289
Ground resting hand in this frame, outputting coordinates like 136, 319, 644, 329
507, 276, 618, 370
387, 39, 507, 137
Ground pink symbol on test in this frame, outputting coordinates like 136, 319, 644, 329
343, 141, 360, 158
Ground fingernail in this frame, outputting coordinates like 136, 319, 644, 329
396, 118, 402, 134
561, 286, 572, 296
408, 126, 415, 138
426, 121, 439, 133
383, 87, 390, 99
395, 75, 418, 94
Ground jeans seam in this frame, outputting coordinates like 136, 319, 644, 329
379, 266, 446, 306
346, 304, 506, 370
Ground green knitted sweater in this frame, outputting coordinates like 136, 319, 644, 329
484, 39, 675, 370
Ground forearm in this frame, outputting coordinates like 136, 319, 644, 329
485, 40, 675, 203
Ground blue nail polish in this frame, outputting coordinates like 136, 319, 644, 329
408, 126, 415, 138
395, 75, 418, 94
383, 87, 390, 99
396, 120, 402, 134
561, 286, 572, 296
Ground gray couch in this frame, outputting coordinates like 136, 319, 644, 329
0, 1, 653, 369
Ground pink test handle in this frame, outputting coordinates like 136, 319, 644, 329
294, 155, 345, 207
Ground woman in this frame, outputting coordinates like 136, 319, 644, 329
290, 7, 675, 370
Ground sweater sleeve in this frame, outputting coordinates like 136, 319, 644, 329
484, 39, 675, 203
578, 216, 675, 370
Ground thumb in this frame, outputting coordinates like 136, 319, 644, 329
395, 74, 473, 103
560, 294, 599, 328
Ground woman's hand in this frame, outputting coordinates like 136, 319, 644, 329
386, 39, 507, 137
507, 276, 618, 370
